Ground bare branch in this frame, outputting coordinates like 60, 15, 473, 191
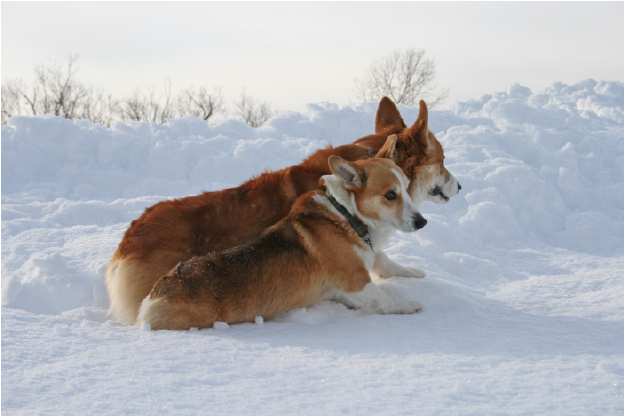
234, 92, 273, 128
355, 48, 447, 107
116, 82, 175, 125
177, 86, 224, 121
1, 81, 23, 124
7, 54, 93, 119
3, 56, 280, 127
80, 91, 118, 127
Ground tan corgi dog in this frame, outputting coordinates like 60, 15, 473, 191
138, 155, 427, 330
108, 98, 460, 324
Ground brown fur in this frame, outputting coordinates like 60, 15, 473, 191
140, 158, 407, 330
107, 97, 448, 324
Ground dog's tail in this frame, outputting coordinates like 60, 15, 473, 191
136, 295, 161, 330
105, 256, 145, 325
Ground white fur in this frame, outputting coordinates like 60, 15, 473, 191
391, 166, 421, 232
441, 171, 460, 201
353, 244, 375, 271
105, 260, 138, 325
136, 295, 158, 328
320, 174, 356, 216
330, 281, 422, 314
372, 251, 425, 279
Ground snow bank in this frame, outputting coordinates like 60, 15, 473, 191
3, 79, 622, 313
5, 79, 620, 201
2, 79, 623, 415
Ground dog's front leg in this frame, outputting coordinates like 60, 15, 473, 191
372, 251, 425, 279
331, 281, 422, 314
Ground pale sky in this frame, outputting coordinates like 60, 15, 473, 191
2, 2, 623, 111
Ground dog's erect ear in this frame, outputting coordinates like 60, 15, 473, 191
375, 97, 406, 134
328, 155, 364, 189
407, 100, 432, 150
375, 134, 398, 160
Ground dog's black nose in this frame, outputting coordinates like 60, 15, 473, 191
413, 213, 427, 230
458, 182, 462, 191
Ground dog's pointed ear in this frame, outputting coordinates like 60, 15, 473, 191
375, 134, 399, 160
375, 97, 406, 134
407, 100, 432, 150
328, 155, 364, 189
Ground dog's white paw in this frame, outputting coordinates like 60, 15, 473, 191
331, 283, 423, 315
393, 302, 423, 314
399, 266, 426, 279
373, 295, 422, 315
356, 284, 423, 315
376, 266, 426, 279
372, 253, 426, 279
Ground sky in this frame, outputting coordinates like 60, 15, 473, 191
2, 2, 623, 111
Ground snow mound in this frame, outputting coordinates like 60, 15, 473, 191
2, 78, 622, 315
2, 79, 623, 415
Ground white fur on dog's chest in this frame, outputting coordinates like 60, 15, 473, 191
353, 244, 375, 270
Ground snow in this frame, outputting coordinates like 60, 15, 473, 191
2, 79, 623, 415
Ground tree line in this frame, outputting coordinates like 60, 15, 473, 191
2, 49, 445, 127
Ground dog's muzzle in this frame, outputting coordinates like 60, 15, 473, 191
429, 185, 449, 201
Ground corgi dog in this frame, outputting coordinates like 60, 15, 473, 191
138, 155, 427, 330
107, 98, 460, 324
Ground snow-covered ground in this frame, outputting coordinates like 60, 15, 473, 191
2, 79, 623, 415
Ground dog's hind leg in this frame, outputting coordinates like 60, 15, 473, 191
372, 251, 425, 279
138, 295, 218, 331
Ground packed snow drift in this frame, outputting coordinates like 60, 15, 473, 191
2, 79, 623, 415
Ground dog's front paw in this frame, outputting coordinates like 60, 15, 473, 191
383, 296, 422, 314
332, 283, 423, 315
364, 288, 423, 315
372, 253, 426, 279
400, 266, 426, 279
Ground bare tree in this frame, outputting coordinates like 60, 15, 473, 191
234, 92, 273, 128
42, 55, 89, 117
33, 54, 90, 117
117, 82, 175, 125
1, 81, 23, 124
2, 55, 94, 120
117, 92, 145, 122
81, 91, 119, 127
157, 81, 175, 123
177, 86, 224, 121
355, 48, 448, 107
2, 56, 282, 127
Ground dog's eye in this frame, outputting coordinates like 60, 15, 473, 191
384, 190, 397, 201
